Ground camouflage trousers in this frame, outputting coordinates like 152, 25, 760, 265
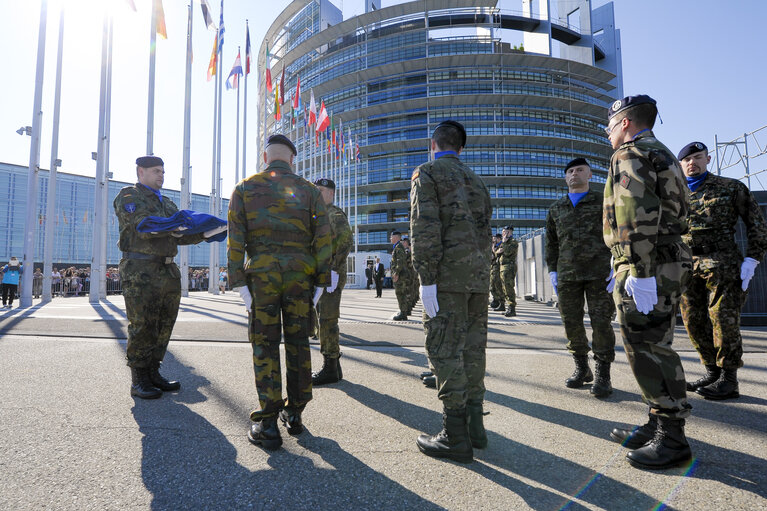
316, 272, 346, 359
680, 264, 746, 369
423, 291, 488, 410
407, 271, 420, 310
247, 270, 313, 421
490, 263, 503, 302
613, 258, 692, 420
500, 264, 517, 306
558, 279, 616, 362
121, 260, 181, 368
394, 275, 410, 313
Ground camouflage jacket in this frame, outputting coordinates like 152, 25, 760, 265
683, 173, 767, 271
499, 237, 518, 268
410, 153, 492, 292
603, 131, 689, 278
491, 241, 502, 268
326, 203, 353, 274
113, 183, 205, 257
390, 241, 407, 279
546, 190, 611, 281
226, 160, 332, 289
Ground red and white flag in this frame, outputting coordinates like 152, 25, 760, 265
316, 101, 329, 132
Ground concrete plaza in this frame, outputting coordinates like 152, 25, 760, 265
1, 288, 765, 510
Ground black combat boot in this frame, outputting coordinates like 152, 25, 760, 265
590, 359, 613, 397
422, 375, 437, 388
312, 355, 342, 386
489, 299, 500, 309
130, 367, 162, 400
492, 301, 505, 311
416, 408, 473, 463
149, 362, 181, 391
697, 368, 739, 400
504, 305, 516, 317
626, 417, 692, 470
279, 408, 304, 435
420, 371, 433, 379
248, 416, 283, 450
565, 355, 594, 388
466, 399, 488, 449
392, 311, 408, 321
686, 364, 721, 391
610, 414, 658, 449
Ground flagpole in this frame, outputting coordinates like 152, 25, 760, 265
354, 137, 358, 254
100, 13, 114, 299
213, 22, 224, 295
43, 4, 64, 304
180, 1, 193, 297
147, 0, 158, 154
242, 21, 249, 181
208, 47, 219, 294
235, 45, 241, 184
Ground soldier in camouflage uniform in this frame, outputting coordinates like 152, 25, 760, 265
677, 141, 767, 400
602, 95, 693, 470
411, 120, 492, 464
114, 156, 218, 400
498, 225, 518, 316
390, 231, 410, 320
489, 234, 504, 310
227, 135, 332, 450
546, 157, 615, 397
312, 178, 353, 386
401, 236, 420, 313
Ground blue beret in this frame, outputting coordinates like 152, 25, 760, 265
677, 141, 708, 161
136, 156, 164, 168
607, 94, 657, 119
314, 177, 335, 189
265, 134, 297, 156
564, 157, 589, 172
391, 230, 401, 236
434, 120, 467, 148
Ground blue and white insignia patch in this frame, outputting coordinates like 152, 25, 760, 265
124, 203, 136, 213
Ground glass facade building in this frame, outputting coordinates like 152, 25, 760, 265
0, 161, 228, 267
258, 0, 623, 251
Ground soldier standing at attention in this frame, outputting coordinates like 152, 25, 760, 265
228, 135, 332, 449
390, 230, 410, 320
312, 178, 353, 386
489, 234, 504, 310
677, 142, 767, 400
114, 156, 222, 399
498, 225, 518, 317
546, 158, 616, 397
411, 120, 492, 464
602, 95, 693, 470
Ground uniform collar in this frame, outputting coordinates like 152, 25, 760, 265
264, 160, 294, 174
434, 150, 458, 159
137, 182, 163, 202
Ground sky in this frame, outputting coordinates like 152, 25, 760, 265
2, 0, 766, 197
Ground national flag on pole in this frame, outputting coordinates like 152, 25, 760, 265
293, 75, 301, 110
245, 24, 251, 74
125, 0, 137, 11
226, 50, 243, 89
303, 105, 308, 131
316, 100, 329, 131
332, 128, 336, 147
155, 0, 167, 39
355, 139, 361, 161
308, 89, 317, 126
274, 85, 281, 120
265, 43, 272, 93
217, 0, 225, 53
200, 0, 215, 30
279, 67, 285, 105
206, 31, 218, 80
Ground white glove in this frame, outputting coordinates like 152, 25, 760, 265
313, 287, 323, 306
624, 276, 657, 315
605, 267, 615, 293
549, 271, 558, 295
203, 225, 227, 238
420, 284, 439, 317
740, 257, 759, 291
326, 270, 339, 293
234, 286, 252, 311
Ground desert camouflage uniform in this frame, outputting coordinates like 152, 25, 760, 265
546, 191, 615, 362
603, 130, 692, 420
391, 240, 409, 313
316, 203, 353, 359
499, 236, 518, 307
114, 184, 206, 368
680, 173, 767, 369
227, 160, 332, 420
410, 153, 492, 411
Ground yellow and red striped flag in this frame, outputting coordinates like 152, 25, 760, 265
155, 0, 167, 39
207, 31, 218, 81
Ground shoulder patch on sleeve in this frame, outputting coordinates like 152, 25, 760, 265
124, 203, 136, 213
411, 169, 420, 181
619, 174, 631, 189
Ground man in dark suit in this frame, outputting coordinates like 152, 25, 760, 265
365, 261, 374, 289
374, 257, 385, 298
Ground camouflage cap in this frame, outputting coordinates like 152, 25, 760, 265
607, 94, 657, 120
314, 177, 336, 189
265, 134, 297, 156
136, 155, 164, 168
564, 157, 589, 172
677, 141, 708, 161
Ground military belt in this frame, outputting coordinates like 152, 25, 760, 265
123, 252, 174, 264
610, 235, 684, 262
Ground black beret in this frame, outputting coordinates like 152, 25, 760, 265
434, 120, 467, 148
607, 94, 657, 120
136, 155, 164, 168
564, 157, 589, 172
391, 230, 402, 236
677, 141, 708, 161
265, 134, 297, 156
314, 177, 336, 189
503, 225, 514, 231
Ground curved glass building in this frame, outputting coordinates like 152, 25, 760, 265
257, 0, 622, 251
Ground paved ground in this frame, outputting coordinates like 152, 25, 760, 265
1, 289, 765, 510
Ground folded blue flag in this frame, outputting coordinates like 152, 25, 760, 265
137, 210, 227, 243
